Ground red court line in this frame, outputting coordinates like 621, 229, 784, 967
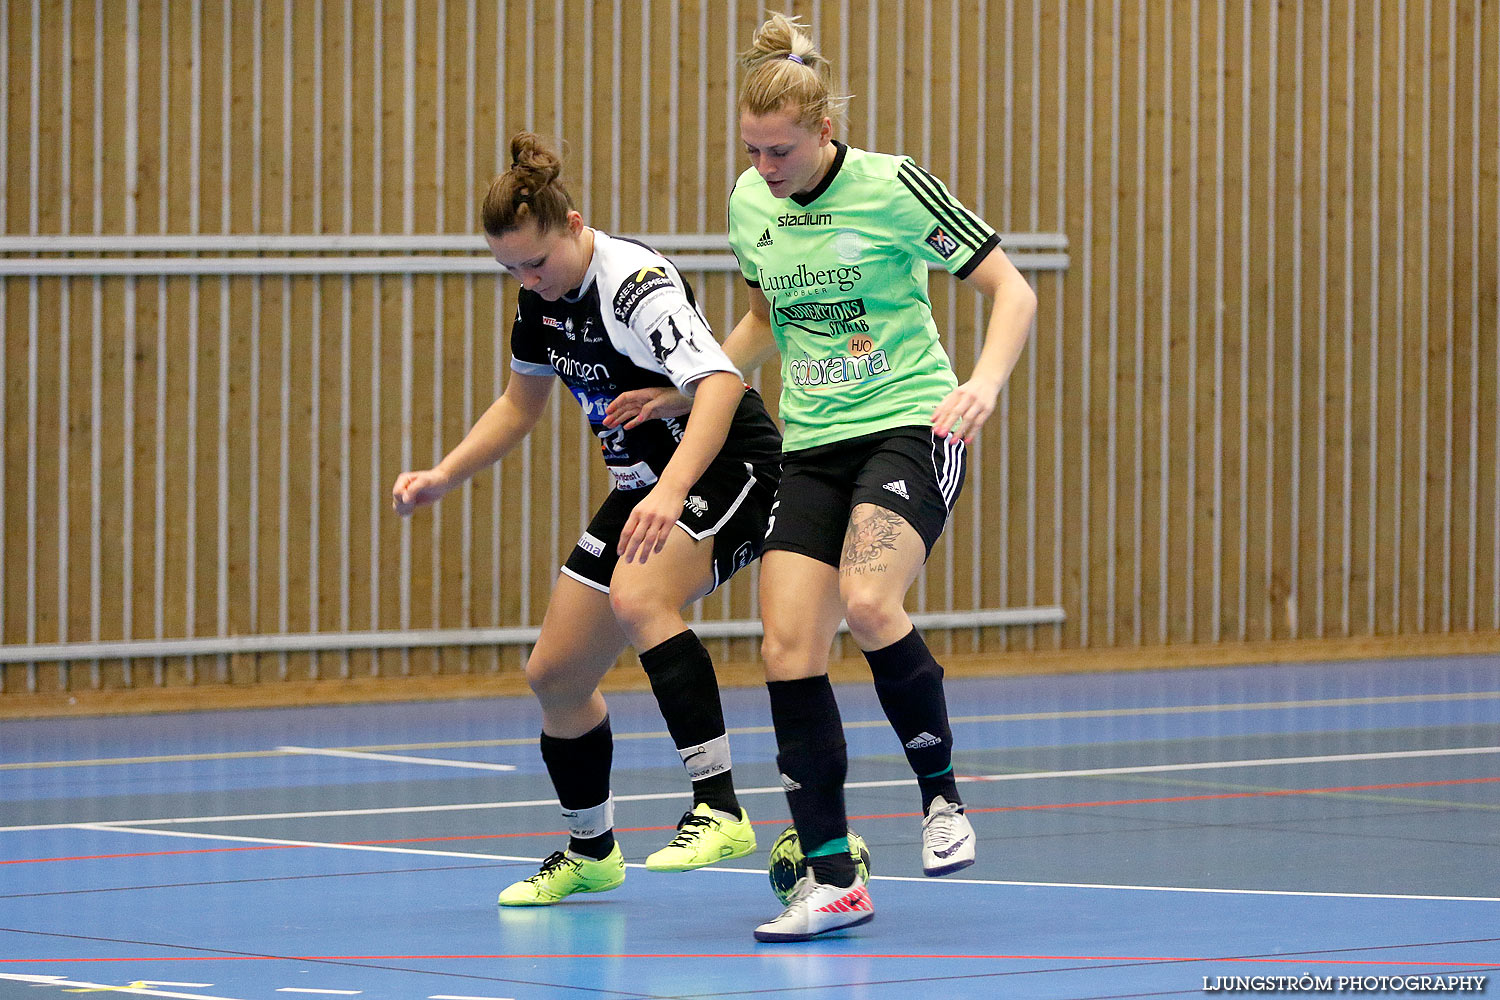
7, 774, 1495, 867
2, 952, 1495, 967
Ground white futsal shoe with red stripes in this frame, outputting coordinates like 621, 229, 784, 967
753, 872, 875, 943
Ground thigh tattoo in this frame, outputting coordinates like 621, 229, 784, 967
841, 506, 905, 574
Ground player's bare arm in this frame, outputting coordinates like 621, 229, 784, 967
929, 248, 1036, 445
392, 371, 553, 515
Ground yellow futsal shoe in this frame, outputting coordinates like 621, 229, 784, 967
645, 802, 758, 872
497, 846, 625, 906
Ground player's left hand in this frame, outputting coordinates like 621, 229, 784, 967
604, 387, 693, 429
931, 378, 1002, 445
618, 486, 684, 563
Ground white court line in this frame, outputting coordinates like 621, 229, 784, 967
52, 824, 1500, 905
5, 745, 1498, 834
5, 689, 1497, 772
67, 823, 539, 863
3, 797, 572, 833
690, 863, 1500, 904
0, 973, 247, 1000
961, 744, 1500, 782
857, 873, 1500, 904
278, 746, 516, 771
275, 990, 362, 995
135, 984, 217, 989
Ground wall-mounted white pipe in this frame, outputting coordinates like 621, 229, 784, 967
0, 606, 1066, 664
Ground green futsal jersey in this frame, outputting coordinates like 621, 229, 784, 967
728, 141, 999, 451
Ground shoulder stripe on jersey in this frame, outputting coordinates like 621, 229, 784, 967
896, 162, 990, 248
898, 168, 987, 249
899, 161, 990, 245
897, 169, 983, 251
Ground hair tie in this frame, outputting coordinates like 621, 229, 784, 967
786, 53, 805, 65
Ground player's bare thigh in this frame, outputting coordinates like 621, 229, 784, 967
838, 502, 926, 649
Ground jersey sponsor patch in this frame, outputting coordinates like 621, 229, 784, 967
612, 265, 677, 325
777, 210, 832, 227
647, 313, 704, 366
578, 317, 604, 343
568, 386, 612, 422
577, 531, 606, 558
924, 225, 961, 259
731, 541, 755, 573
549, 347, 612, 385
761, 262, 863, 294
788, 349, 891, 387
607, 460, 659, 490
834, 229, 869, 263
773, 298, 868, 337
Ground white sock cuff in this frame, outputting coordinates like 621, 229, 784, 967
559, 796, 613, 839
678, 733, 732, 782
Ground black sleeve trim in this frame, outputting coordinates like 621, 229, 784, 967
954, 233, 1001, 280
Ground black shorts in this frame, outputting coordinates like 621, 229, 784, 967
562, 456, 780, 594
764, 425, 967, 567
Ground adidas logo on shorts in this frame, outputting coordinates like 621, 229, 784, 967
905, 731, 942, 749
757, 228, 774, 247
882, 479, 910, 500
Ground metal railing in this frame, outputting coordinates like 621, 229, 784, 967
0, 231, 1068, 677
0, 232, 1070, 276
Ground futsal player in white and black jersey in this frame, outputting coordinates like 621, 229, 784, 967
392, 133, 782, 907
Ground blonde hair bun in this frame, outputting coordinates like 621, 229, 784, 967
738, 12, 849, 129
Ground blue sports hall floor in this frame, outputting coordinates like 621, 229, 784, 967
3, 652, 1498, 999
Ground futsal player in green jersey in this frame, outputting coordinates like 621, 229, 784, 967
614, 11, 1037, 941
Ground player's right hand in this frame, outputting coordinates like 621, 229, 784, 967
391, 469, 453, 516
603, 387, 693, 429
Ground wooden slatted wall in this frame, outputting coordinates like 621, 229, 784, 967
2, 0, 1497, 709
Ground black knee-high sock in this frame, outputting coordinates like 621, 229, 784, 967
863, 627, 962, 812
767, 675, 855, 887
539, 716, 615, 860
639, 629, 740, 816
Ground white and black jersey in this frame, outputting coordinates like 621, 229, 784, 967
510, 230, 781, 490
